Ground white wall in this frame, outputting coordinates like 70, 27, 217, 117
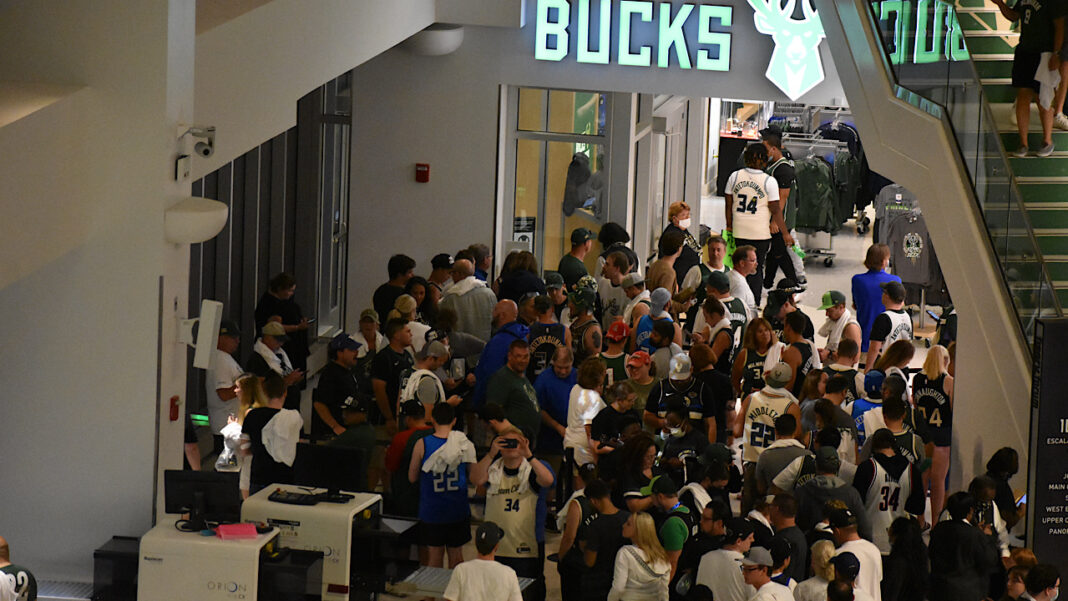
0, 0, 194, 580
192, 0, 437, 177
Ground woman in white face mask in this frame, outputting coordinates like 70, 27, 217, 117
659, 402, 709, 486
665, 201, 702, 291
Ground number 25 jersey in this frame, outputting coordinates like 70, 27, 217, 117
726, 167, 780, 241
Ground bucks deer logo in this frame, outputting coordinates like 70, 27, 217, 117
748, 0, 827, 100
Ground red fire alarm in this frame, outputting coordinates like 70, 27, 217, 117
415, 163, 430, 183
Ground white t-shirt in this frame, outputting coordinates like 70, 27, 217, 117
206, 348, 244, 434
564, 386, 606, 464
409, 320, 431, 353
353, 330, 386, 359
752, 581, 794, 601
443, 558, 522, 601
728, 270, 757, 320
696, 549, 755, 601
726, 167, 780, 240
837, 539, 883, 601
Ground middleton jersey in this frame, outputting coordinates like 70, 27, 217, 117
726, 168, 780, 240
742, 388, 798, 463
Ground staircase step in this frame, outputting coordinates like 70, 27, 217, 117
957, 10, 1002, 29
1008, 155, 1068, 177
975, 60, 1013, 78
1042, 261, 1068, 281
982, 82, 1017, 104
956, 0, 994, 8
1000, 132, 1068, 150
994, 232, 1068, 256
964, 34, 1018, 54
1058, 288, 1068, 309
1017, 180, 1068, 203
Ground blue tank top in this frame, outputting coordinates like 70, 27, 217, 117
635, 314, 673, 353
419, 435, 471, 523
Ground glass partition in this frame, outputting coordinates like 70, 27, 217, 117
868, 0, 1061, 340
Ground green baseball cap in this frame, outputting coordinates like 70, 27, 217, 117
819, 290, 847, 310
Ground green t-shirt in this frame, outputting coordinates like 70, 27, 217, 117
557, 254, 589, 290
1, 564, 37, 601
658, 506, 692, 551
626, 378, 658, 416
1014, 0, 1066, 52
486, 367, 542, 439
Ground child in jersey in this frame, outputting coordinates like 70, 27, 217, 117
408, 402, 477, 569
471, 427, 555, 601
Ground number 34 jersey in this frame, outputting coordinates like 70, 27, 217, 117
726, 167, 780, 241
742, 388, 798, 463
419, 434, 471, 524
854, 453, 925, 554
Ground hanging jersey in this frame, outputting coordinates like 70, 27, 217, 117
858, 456, 915, 554
742, 388, 798, 463
571, 317, 600, 365
743, 349, 770, 395
913, 373, 952, 447
486, 464, 541, 559
726, 167, 780, 240
419, 435, 471, 524
528, 322, 566, 380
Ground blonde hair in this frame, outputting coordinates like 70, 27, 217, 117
810, 540, 836, 581
668, 201, 690, 220
235, 373, 268, 425
630, 512, 669, 566
923, 345, 950, 380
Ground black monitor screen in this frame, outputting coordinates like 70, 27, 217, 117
292, 443, 365, 495
164, 469, 241, 529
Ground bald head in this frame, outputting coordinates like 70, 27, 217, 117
493, 299, 518, 327
452, 259, 475, 280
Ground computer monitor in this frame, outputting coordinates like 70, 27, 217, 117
292, 443, 365, 500
164, 469, 241, 531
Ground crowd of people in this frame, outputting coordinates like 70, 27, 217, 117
188, 138, 1052, 601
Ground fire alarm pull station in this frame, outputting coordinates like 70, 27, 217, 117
415, 163, 430, 183
170, 396, 180, 421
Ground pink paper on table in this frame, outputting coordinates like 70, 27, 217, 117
216, 523, 258, 539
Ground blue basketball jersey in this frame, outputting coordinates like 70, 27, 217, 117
419, 435, 471, 523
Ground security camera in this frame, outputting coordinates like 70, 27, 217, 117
179, 125, 215, 159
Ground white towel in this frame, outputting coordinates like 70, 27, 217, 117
486, 457, 532, 495
261, 409, 303, 466
421, 430, 477, 474
253, 339, 292, 375
678, 482, 712, 513
818, 308, 858, 353
442, 275, 485, 298
1035, 52, 1062, 110
556, 488, 586, 532
765, 341, 786, 371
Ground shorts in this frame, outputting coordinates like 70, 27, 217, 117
370, 425, 390, 472
930, 427, 952, 448
420, 517, 472, 548
1012, 48, 1041, 92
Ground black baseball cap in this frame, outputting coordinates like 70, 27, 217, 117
650, 475, 679, 496
724, 517, 755, 545
830, 552, 861, 579
219, 319, 241, 337
571, 228, 595, 245
475, 521, 505, 555
881, 280, 906, 302
400, 399, 425, 418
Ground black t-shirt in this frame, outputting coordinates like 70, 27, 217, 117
370, 346, 414, 424
254, 292, 309, 370
583, 511, 632, 582
591, 405, 639, 483
372, 283, 405, 323
243, 407, 293, 487
771, 161, 796, 190
312, 361, 361, 440
662, 429, 710, 484
870, 309, 907, 342
695, 369, 733, 444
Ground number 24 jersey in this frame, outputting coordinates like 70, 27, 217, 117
726, 167, 780, 241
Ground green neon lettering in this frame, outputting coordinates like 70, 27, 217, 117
658, 3, 694, 69
913, 0, 944, 64
696, 5, 732, 71
535, 0, 570, 61
946, 5, 970, 61
879, 0, 910, 65
578, 0, 611, 64
619, 0, 654, 67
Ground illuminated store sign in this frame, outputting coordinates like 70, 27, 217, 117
534, 0, 966, 100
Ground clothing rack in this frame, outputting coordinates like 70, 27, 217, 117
781, 134, 850, 267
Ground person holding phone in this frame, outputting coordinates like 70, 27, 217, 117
471, 428, 555, 601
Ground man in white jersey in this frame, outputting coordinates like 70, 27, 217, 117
470, 427, 554, 599
724, 143, 788, 305
734, 362, 801, 513
852, 428, 925, 553
864, 281, 912, 372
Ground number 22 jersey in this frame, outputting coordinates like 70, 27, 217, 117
742, 387, 798, 463
726, 167, 780, 241
419, 434, 471, 524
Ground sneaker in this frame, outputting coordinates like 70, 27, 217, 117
1055, 113, 1068, 131
1037, 142, 1056, 157
1012, 145, 1029, 157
